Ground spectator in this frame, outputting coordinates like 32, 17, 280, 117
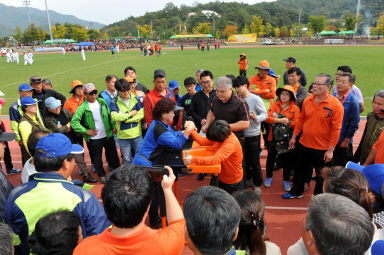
354, 90, 384, 164
10, 84, 44, 165
124, 66, 148, 94
22, 130, 50, 183
184, 120, 244, 194
184, 186, 241, 255
143, 69, 175, 127
98, 75, 118, 107
190, 70, 216, 133
0, 222, 13, 255
63, 80, 84, 115
287, 67, 307, 109
110, 78, 144, 164
30, 76, 66, 117
29, 210, 82, 255
18, 97, 46, 158
42, 79, 52, 90
332, 73, 360, 166
289, 193, 374, 255
364, 129, 384, 165
233, 75, 267, 192
0, 130, 17, 221
284, 74, 344, 198
44, 97, 96, 183
283, 57, 307, 87
73, 164, 186, 255
238, 53, 248, 77
233, 190, 282, 255
195, 68, 204, 92
180, 77, 197, 118
71, 83, 120, 184
5, 133, 110, 255
169, 80, 182, 106
265, 86, 300, 192
333, 65, 365, 113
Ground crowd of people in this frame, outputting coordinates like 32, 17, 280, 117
0, 55, 384, 255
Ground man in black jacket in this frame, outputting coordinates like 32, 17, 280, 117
283, 57, 307, 87
30, 76, 66, 117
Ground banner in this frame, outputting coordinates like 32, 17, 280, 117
324, 39, 344, 44
228, 33, 257, 43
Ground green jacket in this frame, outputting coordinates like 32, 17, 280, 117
71, 98, 115, 142
110, 93, 144, 139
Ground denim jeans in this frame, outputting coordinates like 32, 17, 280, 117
118, 136, 143, 164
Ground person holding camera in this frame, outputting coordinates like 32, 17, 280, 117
264, 86, 300, 192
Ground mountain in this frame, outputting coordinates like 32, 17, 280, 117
0, 3, 105, 36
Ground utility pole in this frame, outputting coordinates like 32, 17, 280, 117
212, 15, 215, 36
22, 0, 31, 26
355, 0, 361, 32
150, 21, 153, 39
298, 9, 302, 38
44, 0, 54, 41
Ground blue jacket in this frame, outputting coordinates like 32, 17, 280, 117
98, 89, 117, 108
5, 172, 110, 255
333, 92, 360, 144
133, 120, 188, 166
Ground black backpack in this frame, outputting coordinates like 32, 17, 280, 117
272, 114, 293, 155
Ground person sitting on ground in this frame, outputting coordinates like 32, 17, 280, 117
29, 210, 83, 255
288, 169, 381, 255
0, 222, 13, 255
233, 190, 282, 255
264, 86, 300, 192
73, 164, 186, 255
291, 193, 374, 255
5, 133, 110, 255
183, 120, 244, 194
184, 185, 241, 255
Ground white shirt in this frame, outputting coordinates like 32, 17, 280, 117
88, 101, 107, 139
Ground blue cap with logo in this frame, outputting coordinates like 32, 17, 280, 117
169, 80, 180, 90
19, 84, 33, 92
36, 133, 84, 158
20, 96, 38, 107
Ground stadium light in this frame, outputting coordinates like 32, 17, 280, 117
21, 0, 31, 26
44, 0, 54, 41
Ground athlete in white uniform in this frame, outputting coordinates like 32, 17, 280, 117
81, 48, 86, 61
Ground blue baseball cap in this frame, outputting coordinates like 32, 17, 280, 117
20, 96, 38, 107
45, 97, 61, 110
19, 84, 33, 92
36, 133, 84, 158
372, 240, 384, 255
346, 162, 384, 195
268, 69, 279, 78
169, 80, 180, 90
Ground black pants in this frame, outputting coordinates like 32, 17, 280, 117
290, 143, 331, 196
244, 135, 263, 186
86, 137, 120, 177
219, 180, 244, 194
333, 143, 353, 167
266, 145, 293, 181
239, 70, 247, 77
20, 143, 30, 166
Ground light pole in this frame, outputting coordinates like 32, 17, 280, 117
22, 0, 31, 26
44, 0, 54, 41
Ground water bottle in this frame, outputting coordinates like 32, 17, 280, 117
57, 121, 61, 127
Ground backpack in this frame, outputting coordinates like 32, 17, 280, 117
272, 113, 293, 155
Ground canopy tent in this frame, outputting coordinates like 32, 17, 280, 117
338, 30, 355, 35
169, 34, 214, 39
318, 30, 337, 36
75, 42, 95, 46
43, 39, 76, 44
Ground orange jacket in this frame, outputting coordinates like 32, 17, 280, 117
63, 95, 85, 115
373, 130, 384, 164
238, 59, 247, 70
265, 100, 300, 141
294, 94, 344, 150
191, 131, 243, 184
249, 74, 276, 99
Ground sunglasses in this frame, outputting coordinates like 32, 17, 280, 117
87, 91, 97, 95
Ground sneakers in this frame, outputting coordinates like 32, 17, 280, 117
254, 186, 262, 195
282, 192, 303, 199
7, 169, 21, 175
197, 173, 206, 181
283, 181, 291, 192
99, 177, 106, 184
264, 178, 272, 188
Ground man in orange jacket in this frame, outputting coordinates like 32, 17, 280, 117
238, 53, 248, 77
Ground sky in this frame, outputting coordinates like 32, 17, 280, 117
0, 0, 275, 25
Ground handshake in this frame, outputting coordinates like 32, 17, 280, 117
184, 120, 196, 132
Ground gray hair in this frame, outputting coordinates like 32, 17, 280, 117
306, 193, 374, 255
0, 223, 13, 255
196, 69, 205, 75
216, 76, 233, 90
317, 73, 334, 87
375, 89, 384, 100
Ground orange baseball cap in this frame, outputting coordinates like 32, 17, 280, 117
240, 53, 246, 56
256, 60, 270, 70
124, 76, 134, 83
69, 80, 83, 93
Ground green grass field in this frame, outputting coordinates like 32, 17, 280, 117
1, 46, 383, 114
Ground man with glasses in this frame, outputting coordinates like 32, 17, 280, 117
71, 83, 120, 184
283, 74, 344, 199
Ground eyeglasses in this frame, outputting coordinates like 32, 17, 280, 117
200, 80, 212, 85
87, 91, 97, 95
